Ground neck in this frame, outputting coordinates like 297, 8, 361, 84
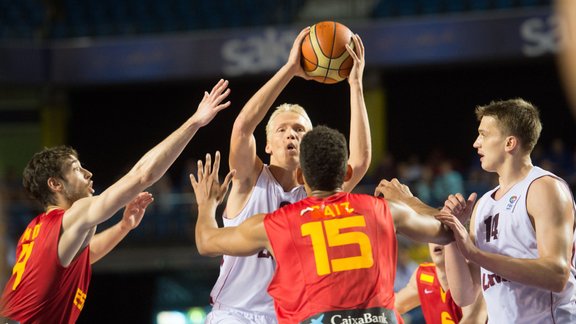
497, 156, 533, 191
45, 205, 62, 213
310, 188, 343, 198
269, 165, 300, 191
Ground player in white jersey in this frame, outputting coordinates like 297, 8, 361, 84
202, 27, 370, 323
436, 98, 576, 323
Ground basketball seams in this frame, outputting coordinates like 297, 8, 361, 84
300, 21, 353, 84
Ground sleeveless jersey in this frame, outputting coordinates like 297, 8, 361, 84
474, 166, 576, 323
264, 192, 401, 324
415, 263, 462, 324
0, 209, 92, 323
209, 165, 306, 315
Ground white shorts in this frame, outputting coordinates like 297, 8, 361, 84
206, 304, 277, 324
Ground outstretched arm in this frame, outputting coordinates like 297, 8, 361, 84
192, 152, 270, 257
59, 79, 231, 266
375, 178, 453, 244
343, 34, 371, 192
89, 192, 153, 264
228, 27, 311, 194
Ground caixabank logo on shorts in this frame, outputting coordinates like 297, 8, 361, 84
301, 307, 397, 324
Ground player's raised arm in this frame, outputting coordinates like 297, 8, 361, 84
59, 79, 231, 266
343, 34, 371, 192
192, 152, 270, 257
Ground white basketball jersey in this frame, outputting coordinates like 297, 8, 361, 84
209, 165, 307, 315
474, 166, 576, 323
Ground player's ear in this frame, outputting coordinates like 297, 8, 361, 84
265, 142, 272, 154
47, 177, 63, 193
297, 167, 305, 185
344, 164, 353, 182
505, 136, 518, 152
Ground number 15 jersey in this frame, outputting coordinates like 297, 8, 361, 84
264, 192, 400, 324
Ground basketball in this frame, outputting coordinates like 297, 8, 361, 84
301, 21, 354, 84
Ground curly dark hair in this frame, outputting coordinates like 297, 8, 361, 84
300, 125, 348, 191
22, 146, 78, 207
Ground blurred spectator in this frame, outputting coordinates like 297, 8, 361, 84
541, 138, 573, 177
413, 163, 435, 207
398, 155, 423, 188
432, 159, 464, 204
395, 238, 419, 293
369, 153, 397, 183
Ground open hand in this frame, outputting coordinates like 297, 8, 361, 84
190, 151, 235, 206
435, 212, 477, 259
121, 192, 153, 230
346, 34, 365, 85
442, 192, 477, 224
192, 79, 232, 127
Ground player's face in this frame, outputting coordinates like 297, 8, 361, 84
266, 112, 311, 167
428, 243, 445, 267
61, 156, 94, 203
473, 116, 507, 172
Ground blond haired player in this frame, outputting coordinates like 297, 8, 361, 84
205, 27, 370, 324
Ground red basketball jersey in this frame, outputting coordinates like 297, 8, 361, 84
416, 263, 462, 324
264, 192, 401, 324
1, 209, 91, 323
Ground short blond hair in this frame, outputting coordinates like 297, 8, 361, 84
265, 103, 313, 138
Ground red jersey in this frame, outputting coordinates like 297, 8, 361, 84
416, 263, 462, 324
264, 192, 402, 324
0, 209, 91, 324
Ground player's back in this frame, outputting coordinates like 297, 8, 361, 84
264, 192, 400, 324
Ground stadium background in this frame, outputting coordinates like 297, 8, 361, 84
1, 0, 575, 323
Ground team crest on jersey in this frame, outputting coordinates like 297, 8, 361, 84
506, 195, 518, 211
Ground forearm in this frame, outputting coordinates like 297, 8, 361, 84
444, 243, 480, 306
89, 222, 131, 264
345, 80, 371, 189
195, 202, 223, 256
404, 196, 439, 216
234, 65, 295, 132
468, 248, 570, 292
131, 117, 202, 187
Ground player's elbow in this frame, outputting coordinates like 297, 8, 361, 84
195, 241, 220, 257
548, 263, 571, 293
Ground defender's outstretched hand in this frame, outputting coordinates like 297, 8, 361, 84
191, 79, 232, 127
190, 151, 235, 206
121, 192, 153, 230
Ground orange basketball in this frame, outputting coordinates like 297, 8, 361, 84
301, 21, 354, 84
